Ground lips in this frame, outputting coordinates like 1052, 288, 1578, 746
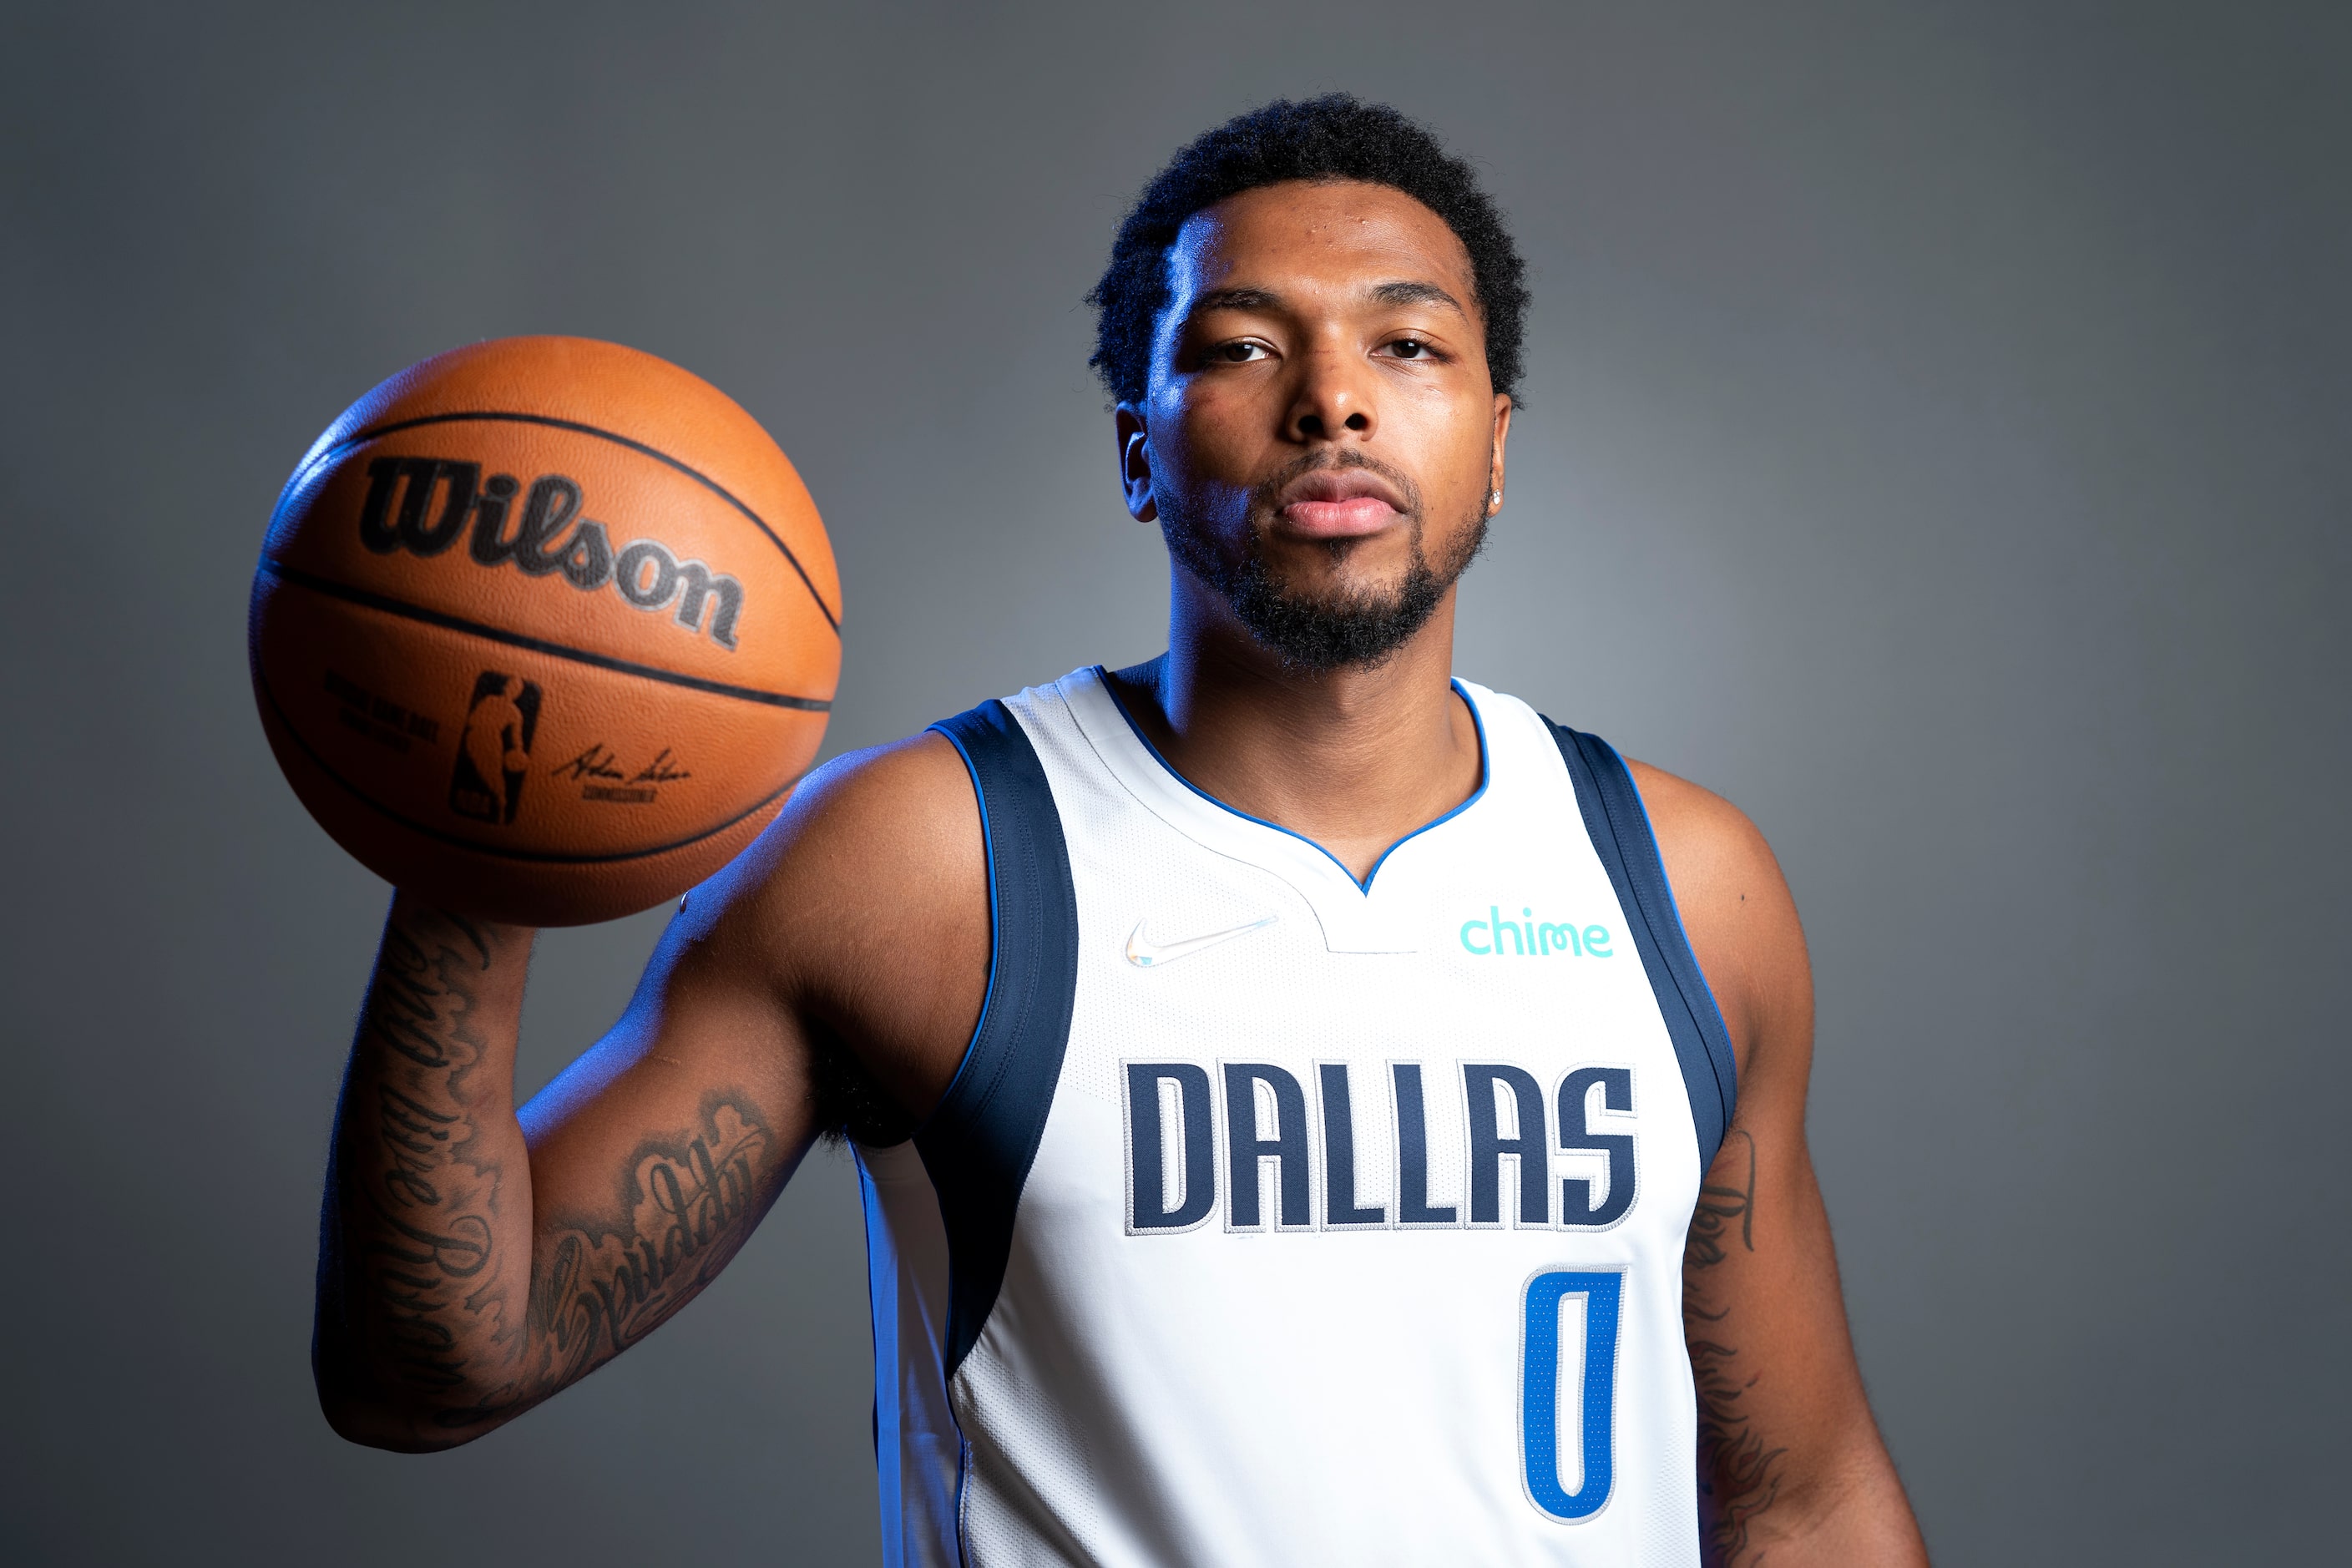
1272, 468, 1409, 539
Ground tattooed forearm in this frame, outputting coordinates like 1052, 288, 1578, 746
1685, 1129, 1787, 1565
322, 906, 519, 1414
320, 902, 781, 1444
363, 913, 497, 1073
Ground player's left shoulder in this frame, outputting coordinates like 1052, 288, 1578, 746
1622, 758, 1811, 1075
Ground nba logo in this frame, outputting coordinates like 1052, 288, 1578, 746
448, 671, 542, 825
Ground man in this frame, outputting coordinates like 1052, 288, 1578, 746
316, 97, 1929, 1565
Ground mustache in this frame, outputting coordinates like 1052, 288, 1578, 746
1247, 449, 1424, 522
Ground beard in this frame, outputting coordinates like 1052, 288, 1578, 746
1160, 452, 1490, 673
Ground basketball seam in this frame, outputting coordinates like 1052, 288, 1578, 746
282, 408, 842, 632
255, 665, 806, 866
258, 560, 833, 711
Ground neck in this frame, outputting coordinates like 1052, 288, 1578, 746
1105, 569, 1483, 883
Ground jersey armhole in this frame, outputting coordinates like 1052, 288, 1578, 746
918, 700, 1080, 1376
1540, 717, 1740, 1170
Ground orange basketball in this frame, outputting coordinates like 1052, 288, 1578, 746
250, 336, 840, 926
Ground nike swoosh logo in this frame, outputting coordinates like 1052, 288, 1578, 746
1125, 914, 1279, 969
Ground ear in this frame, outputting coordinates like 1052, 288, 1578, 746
1115, 404, 1157, 523
1485, 393, 1513, 513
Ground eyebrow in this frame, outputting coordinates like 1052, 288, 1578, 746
1368, 279, 1467, 314
1184, 280, 1468, 319
1187, 286, 1283, 315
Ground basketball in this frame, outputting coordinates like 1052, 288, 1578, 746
249, 336, 840, 927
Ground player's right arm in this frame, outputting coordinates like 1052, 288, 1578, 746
312, 733, 985, 1452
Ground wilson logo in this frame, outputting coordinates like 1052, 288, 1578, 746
357, 455, 745, 649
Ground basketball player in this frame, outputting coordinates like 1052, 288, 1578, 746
315, 98, 1930, 1565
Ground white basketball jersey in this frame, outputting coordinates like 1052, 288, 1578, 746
855, 666, 1737, 1566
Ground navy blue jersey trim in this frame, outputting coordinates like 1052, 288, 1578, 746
1541, 720, 1739, 1168
920, 700, 1080, 1378
852, 1152, 892, 1469
1095, 665, 1490, 892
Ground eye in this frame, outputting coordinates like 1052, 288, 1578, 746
1385, 336, 1432, 360
1211, 340, 1269, 363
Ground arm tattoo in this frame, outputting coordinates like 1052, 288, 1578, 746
1687, 1125, 1756, 1268
326, 909, 507, 1399
433, 1095, 776, 1429
326, 907, 779, 1434
1685, 1129, 1788, 1564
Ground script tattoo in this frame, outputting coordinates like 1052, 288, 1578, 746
1687, 1125, 1756, 1269
456, 1100, 774, 1425
326, 905, 776, 1436
326, 909, 512, 1399
1685, 1129, 1787, 1564
376, 1085, 458, 1208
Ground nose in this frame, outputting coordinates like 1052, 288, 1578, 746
1283, 341, 1376, 443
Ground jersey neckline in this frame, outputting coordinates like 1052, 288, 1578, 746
1087, 664, 1491, 897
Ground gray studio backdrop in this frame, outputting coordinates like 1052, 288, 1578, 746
4, 3, 2344, 1563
